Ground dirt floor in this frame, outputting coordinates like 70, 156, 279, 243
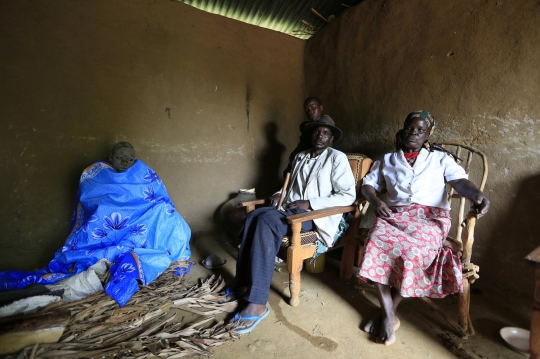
188, 232, 530, 359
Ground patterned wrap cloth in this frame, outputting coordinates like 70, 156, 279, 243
359, 110, 463, 298
358, 205, 462, 298
0, 160, 191, 306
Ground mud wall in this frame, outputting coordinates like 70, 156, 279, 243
305, 0, 540, 304
0, 0, 305, 270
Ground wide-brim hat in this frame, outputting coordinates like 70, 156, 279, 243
301, 115, 343, 142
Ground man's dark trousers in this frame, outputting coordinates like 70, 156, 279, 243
234, 206, 315, 304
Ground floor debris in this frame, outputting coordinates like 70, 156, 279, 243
6, 261, 240, 358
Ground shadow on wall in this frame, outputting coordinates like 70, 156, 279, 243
481, 173, 540, 302
213, 121, 286, 240
254, 121, 286, 198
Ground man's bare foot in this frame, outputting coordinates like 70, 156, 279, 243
376, 315, 397, 346
363, 313, 400, 335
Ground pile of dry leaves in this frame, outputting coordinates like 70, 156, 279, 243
12, 261, 239, 358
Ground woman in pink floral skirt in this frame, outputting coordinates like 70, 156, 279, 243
358, 111, 490, 345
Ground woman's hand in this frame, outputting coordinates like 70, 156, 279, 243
361, 185, 392, 217
448, 179, 490, 219
269, 194, 281, 207
473, 193, 490, 218
373, 198, 393, 218
287, 200, 311, 210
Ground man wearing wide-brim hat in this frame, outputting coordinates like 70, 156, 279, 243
230, 115, 355, 333
300, 114, 343, 142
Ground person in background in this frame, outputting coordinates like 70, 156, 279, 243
283, 96, 327, 176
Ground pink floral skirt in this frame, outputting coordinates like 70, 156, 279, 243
357, 204, 463, 298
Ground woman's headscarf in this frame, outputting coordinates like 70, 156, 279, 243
396, 110, 462, 162
405, 110, 436, 136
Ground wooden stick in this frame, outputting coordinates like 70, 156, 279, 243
301, 20, 318, 30
29, 343, 39, 359
467, 314, 475, 335
292, 30, 316, 36
277, 172, 290, 210
455, 197, 466, 242
311, 8, 329, 23
458, 282, 471, 335
421, 298, 467, 337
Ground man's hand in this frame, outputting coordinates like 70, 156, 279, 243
269, 194, 281, 207
287, 200, 311, 210
473, 193, 490, 219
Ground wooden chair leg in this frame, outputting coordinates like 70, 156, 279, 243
531, 267, 540, 359
287, 223, 303, 307
421, 298, 467, 337
339, 241, 355, 281
356, 244, 365, 286
458, 280, 474, 336
287, 249, 302, 307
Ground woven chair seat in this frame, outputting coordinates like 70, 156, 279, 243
281, 231, 318, 247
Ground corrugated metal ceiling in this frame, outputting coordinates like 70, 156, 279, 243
178, 0, 363, 39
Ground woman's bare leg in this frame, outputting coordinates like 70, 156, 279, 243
366, 284, 403, 345
364, 286, 403, 335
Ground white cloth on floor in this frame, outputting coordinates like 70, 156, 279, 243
0, 295, 61, 318
45, 259, 111, 303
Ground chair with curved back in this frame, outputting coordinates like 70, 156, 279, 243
356, 143, 488, 337
241, 153, 373, 307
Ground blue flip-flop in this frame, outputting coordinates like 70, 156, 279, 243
233, 308, 270, 334
219, 288, 236, 304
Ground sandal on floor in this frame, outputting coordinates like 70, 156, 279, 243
218, 288, 236, 303
233, 308, 270, 334
219, 287, 246, 303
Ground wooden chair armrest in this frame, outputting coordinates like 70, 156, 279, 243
356, 197, 368, 205
286, 205, 356, 224
239, 199, 266, 207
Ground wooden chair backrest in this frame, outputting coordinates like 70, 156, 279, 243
438, 143, 488, 262
346, 153, 373, 202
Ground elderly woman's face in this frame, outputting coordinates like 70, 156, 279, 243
110, 147, 136, 172
401, 118, 429, 151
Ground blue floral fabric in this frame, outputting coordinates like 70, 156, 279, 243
0, 160, 191, 306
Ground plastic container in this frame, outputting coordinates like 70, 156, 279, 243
305, 253, 325, 274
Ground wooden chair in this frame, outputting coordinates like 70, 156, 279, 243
356, 143, 488, 337
241, 153, 373, 307
525, 246, 540, 359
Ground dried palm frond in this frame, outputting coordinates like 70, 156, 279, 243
11, 261, 239, 358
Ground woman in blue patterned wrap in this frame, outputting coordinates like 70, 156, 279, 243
0, 142, 191, 306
